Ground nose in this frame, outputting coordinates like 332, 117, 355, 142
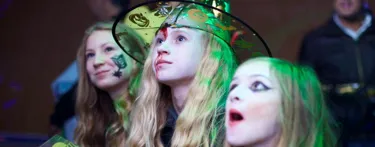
93, 54, 105, 68
229, 95, 241, 103
156, 41, 171, 56
228, 91, 241, 103
228, 86, 244, 103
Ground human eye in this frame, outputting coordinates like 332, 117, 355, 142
104, 46, 115, 52
156, 37, 164, 44
229, 83, 238, 92
249, 81, 270, 92
86, 53, 95, 59
176, 35, 187, 42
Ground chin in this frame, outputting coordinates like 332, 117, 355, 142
226, 137, 248, 147
339, 11, 356, 17
155, 73, 177, 84
94, 80, 117, 90
156, 77, 176, 86
337, 8, 363, 18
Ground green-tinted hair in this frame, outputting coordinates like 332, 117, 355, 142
243, 57, 338, 147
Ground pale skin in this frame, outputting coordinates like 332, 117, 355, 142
226, 60, 281, 147
334, 0, 366, 31
85, 30, 134, 100
152, 27, 205, 113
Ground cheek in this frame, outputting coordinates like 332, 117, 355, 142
244, 99, 280, 121
183, 45, 204, 67
86, 60, 95, 75
151, 50, 158, 62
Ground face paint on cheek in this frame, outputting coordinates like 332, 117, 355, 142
111, 54, 127, 78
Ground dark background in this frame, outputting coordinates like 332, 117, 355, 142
0, 0, 374, 136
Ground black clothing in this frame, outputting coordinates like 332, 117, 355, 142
161, 107, 178, 147
50, 83, 77, 128
298, 13, 375, 146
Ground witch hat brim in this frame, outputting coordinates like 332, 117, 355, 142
112, 0, 272, 64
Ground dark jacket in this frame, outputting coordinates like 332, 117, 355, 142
298, 13, 375, 138
298, 15, 375, 86
161, 107, 178, 147
50, 83, 77, 128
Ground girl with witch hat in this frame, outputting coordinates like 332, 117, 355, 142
111, 0, 272, 146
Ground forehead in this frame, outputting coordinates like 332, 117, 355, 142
161, 9, 208, 32
86, 30, 113, 47
88, 30, 112, 39
157, 27, 203, 36
234, 60, 271, 78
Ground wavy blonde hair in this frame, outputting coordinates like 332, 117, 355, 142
127, 10, 238, 147
74, 21, 146, 147
228, 57, 338, 147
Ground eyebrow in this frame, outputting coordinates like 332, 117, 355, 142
233, 74, 271, 81
167, 27, 190, 34
171, 27, 188, 32
249, 74, 270, 79
86, 42, 112, 52
100, 42, 111, 48
85, 48, 94, 52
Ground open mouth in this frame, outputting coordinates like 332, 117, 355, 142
229, 109, 243, 122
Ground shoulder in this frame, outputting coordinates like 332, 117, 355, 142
303, 22, 334, 42
303, 15, 346, 43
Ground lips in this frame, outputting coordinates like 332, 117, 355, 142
95, 70, 110, 76
228, 109, 244, 127
155, 57, 172, 69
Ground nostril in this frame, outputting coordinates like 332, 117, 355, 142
157, 50, 169, 56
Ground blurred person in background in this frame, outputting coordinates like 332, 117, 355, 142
298, 0, 375, 146
86, 0, 130, 21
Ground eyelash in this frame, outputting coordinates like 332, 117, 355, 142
156, 37, 164, 44
105, 46, 115, 52
250, 81, 270, 92
176, 35, 186, 42
86, 53, 95, 58
85, 46, 115, 58
155, 35, 187, 44
229, 81, 270, 92
229, 84, 237, 91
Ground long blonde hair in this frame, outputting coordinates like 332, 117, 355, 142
127, 23, 237, 147
74, 21, 146, 147
239, 57, 338, 147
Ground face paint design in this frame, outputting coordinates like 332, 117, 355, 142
226, 60, 281, 146
161, 27, 168, 38
111, 54, 127, 78
85, 30, 134, 91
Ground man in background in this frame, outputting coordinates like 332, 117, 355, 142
298, 0, 375, 146
86, 0, 130, 21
